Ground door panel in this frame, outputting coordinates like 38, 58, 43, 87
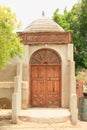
46, 66, 61, 107
31, 65, 61, 107
31, 66, 45, 107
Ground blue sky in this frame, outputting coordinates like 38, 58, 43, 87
0, 0, 79, 30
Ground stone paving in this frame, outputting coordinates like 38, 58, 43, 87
0, 119, 87, 130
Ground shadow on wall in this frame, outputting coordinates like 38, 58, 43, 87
0, 97, 12, 109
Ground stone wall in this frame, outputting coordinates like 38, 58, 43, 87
0, 65, 17, 81
0, 65, 16, 109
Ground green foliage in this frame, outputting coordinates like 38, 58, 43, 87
0, 6, 24, 68
53, 0, 87, 71
76, 69, 87, 83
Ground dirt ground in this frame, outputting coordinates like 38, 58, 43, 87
0, 118, 87, 130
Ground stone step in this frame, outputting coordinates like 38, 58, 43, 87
0, 108, 71, 123
19, 108, 71, 123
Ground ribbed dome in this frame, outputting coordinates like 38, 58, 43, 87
24, 16, 64, 32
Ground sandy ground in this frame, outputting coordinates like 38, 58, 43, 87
0, 118, 87, 130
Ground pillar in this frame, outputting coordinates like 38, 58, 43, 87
12, 93, 19, 124
12, 76, 21, 124
69, 60, 78, 125
14, 76, 21, 110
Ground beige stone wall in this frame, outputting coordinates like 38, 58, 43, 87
0, 65, 17, 81
0, 87, 14, 108
0, 63, 22, 109
0, 64, 15, 108
0, 88, 13, 99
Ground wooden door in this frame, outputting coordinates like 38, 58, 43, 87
31, 65, 61, 107
30, 49, 61, 107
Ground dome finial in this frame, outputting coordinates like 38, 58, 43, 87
42, 10, 45, 16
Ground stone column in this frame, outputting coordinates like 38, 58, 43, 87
69, 61, 78, 125
12, 92, 19, 124
12, 75, 21, 124
12, 61, 22, 123
14, 76, 21, 110
69, 61, 76, 95
16, 62, 22, 109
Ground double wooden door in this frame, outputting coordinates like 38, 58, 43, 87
30, 65, 61, 107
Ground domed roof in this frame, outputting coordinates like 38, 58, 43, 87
24, 15, 64, 32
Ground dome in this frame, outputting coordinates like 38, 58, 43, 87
24, 16, 64, 32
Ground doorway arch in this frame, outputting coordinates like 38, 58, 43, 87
30, 48, 61, 107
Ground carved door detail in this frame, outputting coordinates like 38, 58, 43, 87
46, 66, 61, 107
30, 49, 61, 107
31, 66, 45, 107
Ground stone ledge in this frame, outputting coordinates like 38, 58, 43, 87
0, 82, 14, 88
0, 81, 28, 89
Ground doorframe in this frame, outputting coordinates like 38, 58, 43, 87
29, 48, 62, 108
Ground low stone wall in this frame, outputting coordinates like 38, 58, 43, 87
0, 81, 28, 109
0, 82, 14, 109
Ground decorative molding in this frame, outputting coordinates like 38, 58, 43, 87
30, 49, 61, 65
18, 32, 72, 45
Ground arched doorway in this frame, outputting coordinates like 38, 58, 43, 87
30, 48, 61, 107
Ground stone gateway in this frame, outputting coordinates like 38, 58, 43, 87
0, 13, 78, 124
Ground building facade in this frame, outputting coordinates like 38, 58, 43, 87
0, 14, 77, 123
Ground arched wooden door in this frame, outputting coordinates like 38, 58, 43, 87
30, 49, 61, 107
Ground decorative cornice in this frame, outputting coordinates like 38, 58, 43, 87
18, 31, 72, 45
